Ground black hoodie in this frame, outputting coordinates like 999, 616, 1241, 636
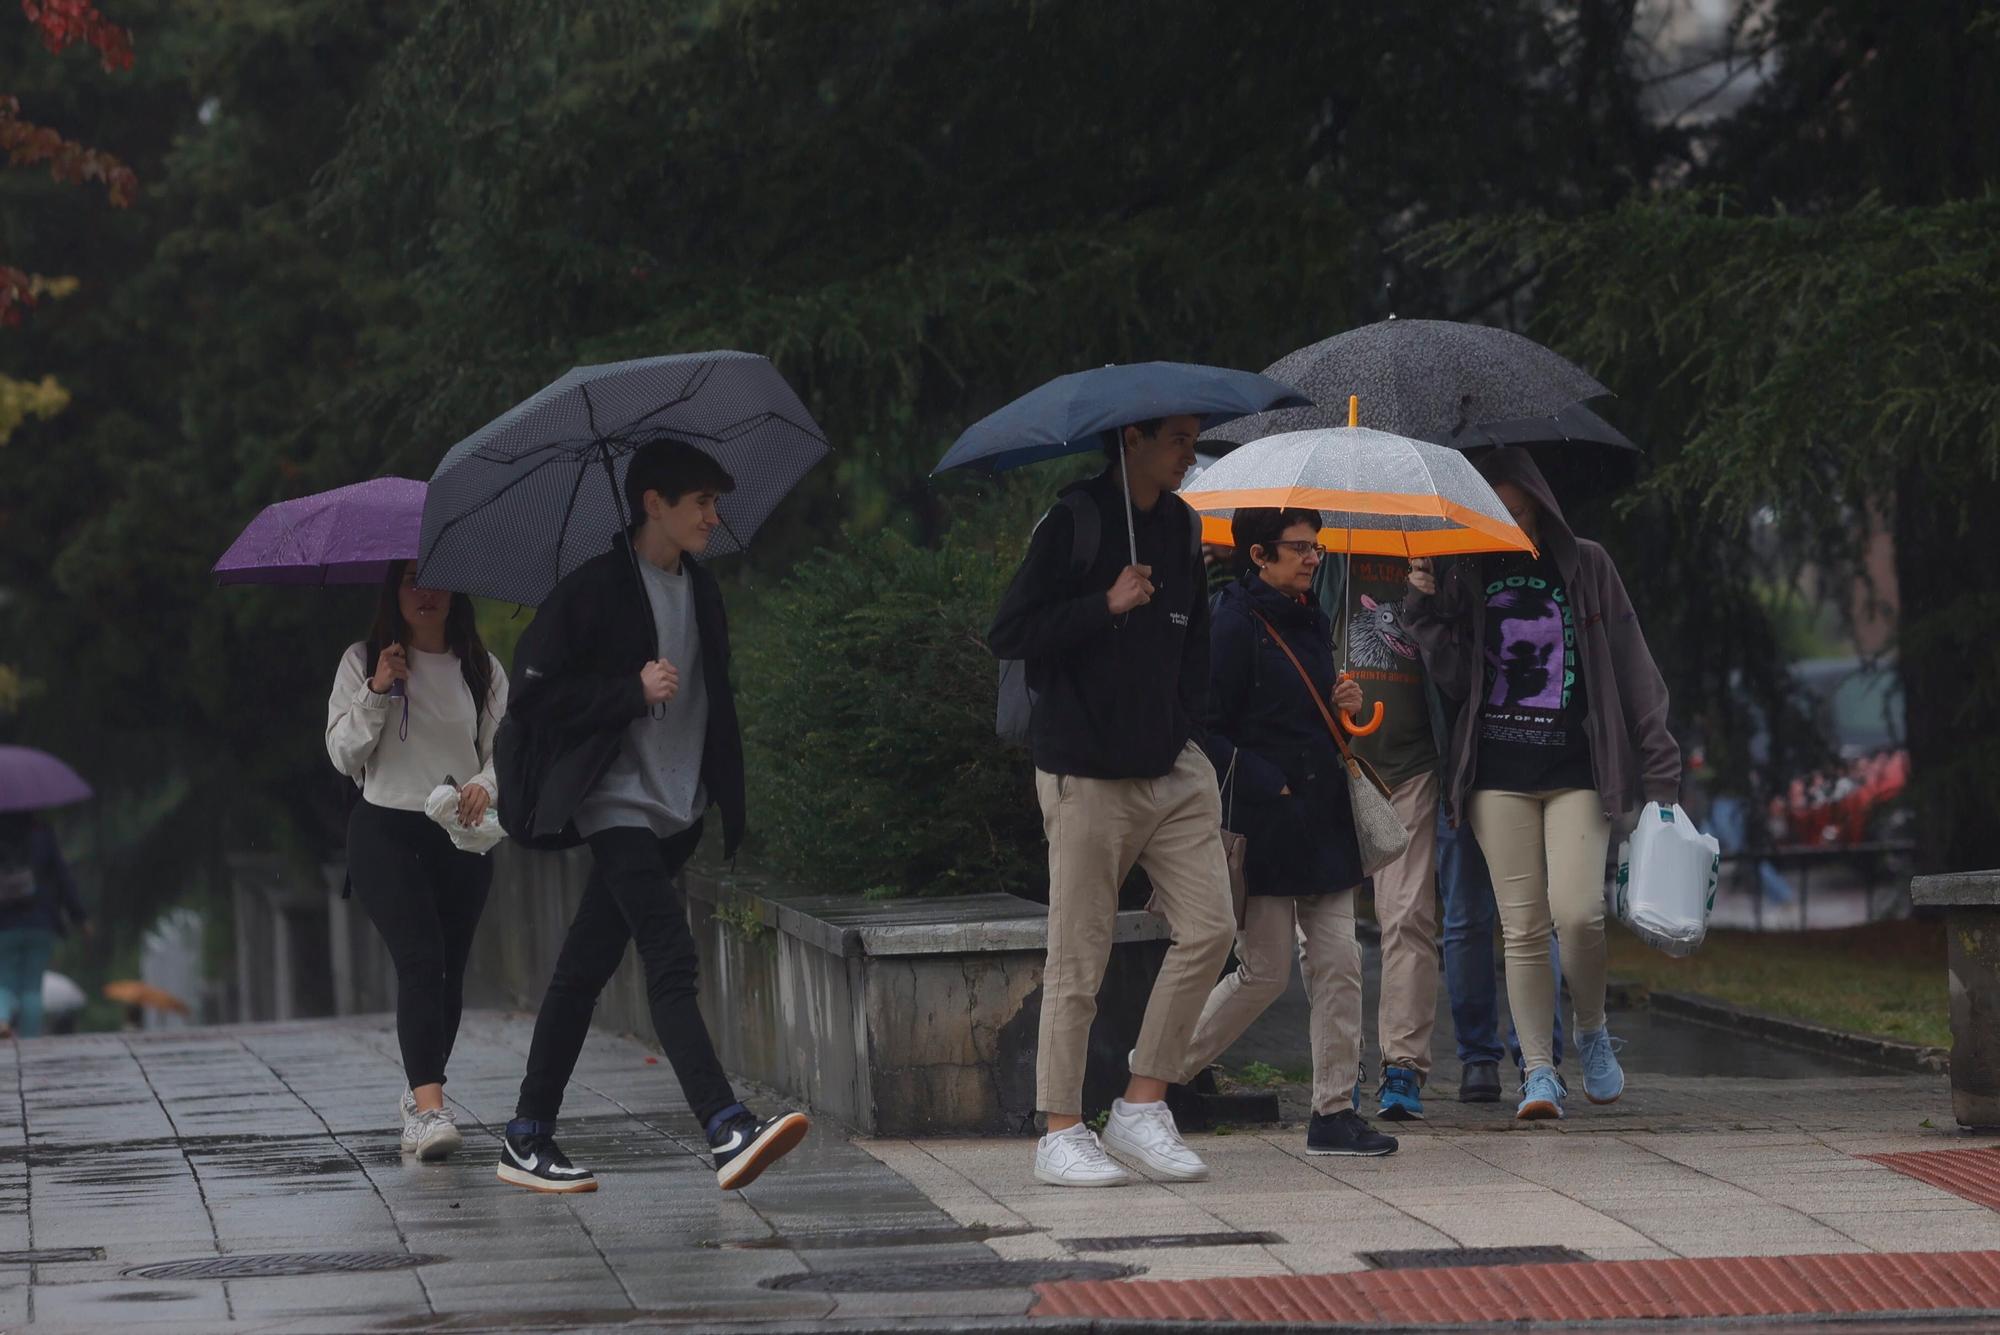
988, 470, 1209, 779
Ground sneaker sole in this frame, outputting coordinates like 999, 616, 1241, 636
1099, 1134, 1210, 1182
1458, 1089, 1502, 1104
1033, 1166, 1130, 1187
1306, 1144, 1398, 1157
717, 1112, 810, 1192
1376, 1104, 1426, 1122
495, 1163, 597, 1194
1586, 1087, 1624, 1105
416, 1131, 462, 1163
1516, 1099, 1564, 1121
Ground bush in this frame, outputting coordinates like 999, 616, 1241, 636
735, 527, 1044, 898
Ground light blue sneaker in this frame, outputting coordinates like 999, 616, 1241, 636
1376, 1065, 1425, 1121
1516, 1066, 1566, 1121
1576, 1025, 1626, 1105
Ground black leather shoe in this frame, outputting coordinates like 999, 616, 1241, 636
1459, 1059, 1503, 1103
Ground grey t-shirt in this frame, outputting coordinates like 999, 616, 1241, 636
573, 558, 709, 839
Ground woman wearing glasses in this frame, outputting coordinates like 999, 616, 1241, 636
1177, 508, 1399, 1157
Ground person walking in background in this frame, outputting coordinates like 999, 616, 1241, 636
1179, 507, 1399, 1157
0, 811, 89, 1039
989, 415, 1236, 1188
1406, 447, 1679, 1121
328, 561, 508, 1161
496, 439, 807, 1195
1315, 551, 1442, 1121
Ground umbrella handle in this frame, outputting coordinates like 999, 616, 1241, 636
1337, 673, 1384, 736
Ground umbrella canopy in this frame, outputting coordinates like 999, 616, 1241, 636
0, 746, 91, 813
1203, 319, 1610, 448
1178, 427, 1535, 558
103, 980, 191, 1015
1448, 401, 1642, 508
212, 477, 426, 586
419, 351, 828, 607
932, 362, 1306, 475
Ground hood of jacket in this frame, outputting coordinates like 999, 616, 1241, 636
1477, 447, 1576, 569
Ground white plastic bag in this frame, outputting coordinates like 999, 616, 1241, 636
424, 783, 506, 855
1612, 801, 1719, 957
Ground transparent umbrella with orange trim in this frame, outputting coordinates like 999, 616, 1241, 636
1179, 415, 1534, 734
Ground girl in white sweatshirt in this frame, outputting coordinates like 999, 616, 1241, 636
327, 562, 507, 1161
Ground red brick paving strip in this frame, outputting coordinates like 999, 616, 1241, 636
1031, 1250, 2000, 1323
1864, 1146, 2000, 1210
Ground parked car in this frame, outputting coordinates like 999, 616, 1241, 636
1764, 657, 1910, 849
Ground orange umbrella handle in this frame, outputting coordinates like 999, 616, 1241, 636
1336, 673, 1385, 735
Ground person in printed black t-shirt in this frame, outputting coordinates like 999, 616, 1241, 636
1314, 554, 1442, 1122
1405, 448, 1680, 1125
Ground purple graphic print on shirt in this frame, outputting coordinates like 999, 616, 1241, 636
1485, 586, 1568, 710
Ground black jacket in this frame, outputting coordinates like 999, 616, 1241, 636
1202, 575, 1364, 897
0, 816, 88, 937
988, 470, 1209, 780
498, 537, 746, 855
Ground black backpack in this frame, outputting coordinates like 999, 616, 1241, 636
994, 491, 1202, 746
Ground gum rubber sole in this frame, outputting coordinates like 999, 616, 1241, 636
717, 1112, 810, 1191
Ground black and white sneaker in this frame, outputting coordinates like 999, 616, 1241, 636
1306, 1108, 1399, 1157
711, 1109, 809, 1191
496, 1130, 597, 1193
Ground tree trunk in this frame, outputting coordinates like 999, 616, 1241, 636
1893, 460, 2000, 873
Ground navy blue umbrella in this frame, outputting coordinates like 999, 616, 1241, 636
933, 361, 1305, 563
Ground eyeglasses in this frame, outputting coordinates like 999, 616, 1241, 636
1267, 540, 1323, 560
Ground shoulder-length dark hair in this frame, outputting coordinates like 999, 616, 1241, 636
364, 563, 496, 717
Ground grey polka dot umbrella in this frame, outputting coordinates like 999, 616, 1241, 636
417, 351, 827, 606
1203, 318, 1612, 448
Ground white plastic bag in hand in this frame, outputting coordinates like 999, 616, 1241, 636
1613, 801, 1720, 957
424, 783, 505, 855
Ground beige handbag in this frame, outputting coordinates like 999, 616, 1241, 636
1251, 612, 1412, 877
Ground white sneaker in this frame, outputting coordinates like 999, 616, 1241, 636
406, 1107, 462, 1162
1101, 1098, 1209, 1181
1034, 1123, 1130, 1188
398, 1092, 421, 1155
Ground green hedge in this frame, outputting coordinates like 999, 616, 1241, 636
735, 528, 1044, 898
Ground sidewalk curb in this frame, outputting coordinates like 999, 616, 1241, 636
1615, 979, 1949, 1075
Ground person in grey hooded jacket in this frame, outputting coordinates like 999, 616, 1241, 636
1405, 447, 1679, 1122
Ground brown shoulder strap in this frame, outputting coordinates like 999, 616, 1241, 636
1249, 610, 1358, 765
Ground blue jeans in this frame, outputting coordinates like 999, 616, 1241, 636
0, 927, 58, 1037
1437, 805, 1564, 1067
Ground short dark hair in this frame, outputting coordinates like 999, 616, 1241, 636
624, 437, 736, 521
1101, 417, 1167, 462
1231, 506, 1321, 573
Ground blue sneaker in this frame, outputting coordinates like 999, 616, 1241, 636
1576, 1026, 1626, 1105
1376, 1065, 1425, 1122
1516, 1066, 1566, 1121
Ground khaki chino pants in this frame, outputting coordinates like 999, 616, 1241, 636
1034, 742, 1237, 1116
1373, 770, 1442, 1077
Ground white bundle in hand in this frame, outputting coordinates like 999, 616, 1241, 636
425, 783, 505, 855
1613, 802, 1719, 957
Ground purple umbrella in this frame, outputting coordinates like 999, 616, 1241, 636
212, 477, 426, 586
0, 746, 92, 813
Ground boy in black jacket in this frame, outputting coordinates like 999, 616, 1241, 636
988, 415, 1235, 1188
495, 439, 806, 1194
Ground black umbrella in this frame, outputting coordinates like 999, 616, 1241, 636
1202, 318, 1612, 447
1448, 401, 1643, 508
418, 351, 828, 607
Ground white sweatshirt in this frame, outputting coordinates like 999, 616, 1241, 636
326, 643, 508, 813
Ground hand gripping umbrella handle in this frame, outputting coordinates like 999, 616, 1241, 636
1337, 673, 1384, 736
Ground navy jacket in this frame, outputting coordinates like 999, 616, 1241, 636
0, 818, 88, 937
1203, 575, 1363, 897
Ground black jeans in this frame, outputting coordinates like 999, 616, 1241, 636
514, 821, 736, 1127
347, 800, 493, 1089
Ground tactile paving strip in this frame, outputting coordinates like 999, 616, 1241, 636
1863, 1147, 2000, 1210
1031, 1249, 2000, 1323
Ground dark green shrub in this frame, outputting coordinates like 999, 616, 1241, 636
735, 527, 1044, 898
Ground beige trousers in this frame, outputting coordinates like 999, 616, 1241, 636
1178, 889, 1363, 1115
1034, 742, 1237, 1116
1373, 770, 1441, 1077
1468, 787, 1613, 1073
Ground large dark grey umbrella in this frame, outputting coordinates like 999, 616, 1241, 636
1202, 318, 1612, 448
419, 351, 827, 607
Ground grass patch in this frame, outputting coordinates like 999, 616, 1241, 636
1607, 919, 1949, 1049
1229, 1060, 1314, 1088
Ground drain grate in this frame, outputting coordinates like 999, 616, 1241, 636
127, 1251, 440, 1280
1066, 1230, 1282, 1253
0, 1248, 105, 1265
719, 1223, 1041, 1251
1361, 1245, 1590, 1270
765, 1259, 1139, 1292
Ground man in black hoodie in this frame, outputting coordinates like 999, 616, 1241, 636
989, 415, 1236, 1188
494, 439, 807, 1196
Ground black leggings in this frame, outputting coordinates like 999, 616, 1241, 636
347, 800, 492, 1089
514, 821, 736, 1127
